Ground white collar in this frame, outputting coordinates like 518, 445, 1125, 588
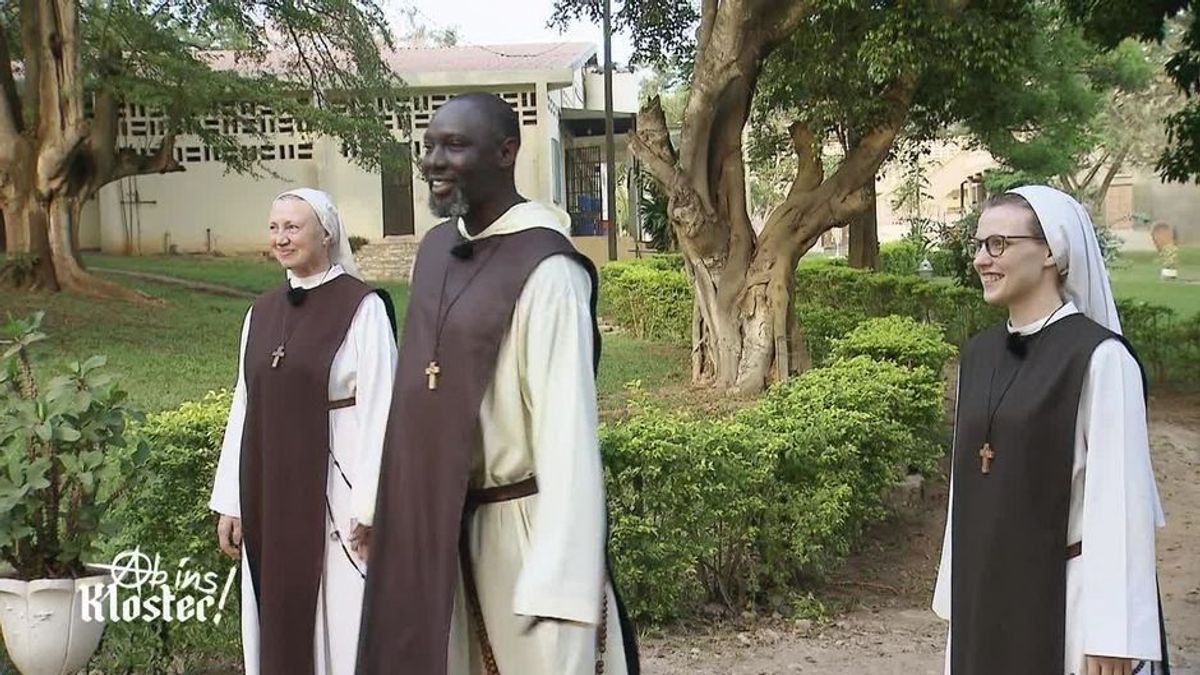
1007, 301, 1080, 336
287, 264, 344, 290
456, 201, 571, 241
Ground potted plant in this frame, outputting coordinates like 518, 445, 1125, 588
1160, 243, 1180, 281
1150, 222, 1179, 281
0, 312, 147, 674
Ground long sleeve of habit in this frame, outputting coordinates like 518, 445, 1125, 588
1076, 339, 1164, 661
210, 308, 253, 518
349, 294, 399, 527
510, 256, 607, 625
931, 373, 957, 622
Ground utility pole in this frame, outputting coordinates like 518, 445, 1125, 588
603, 0, 618, 261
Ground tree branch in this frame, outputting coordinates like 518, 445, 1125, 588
1095, 142, 1131, 208
790, 121, 823, 193
757, 121, 824, 241
20, 0, 41, 133
0, 14, 22, 139
1060, 172, 1079, 194
1079, 149, 1111, 189
110, 132, 183, 183
696, 0, 718, 57
829, 186, 873, 223
629, 96, 681, 188
36, 122, 87, 194
88, 61, 122, 179
822, 77, 917, 205
763, 0, 814, 48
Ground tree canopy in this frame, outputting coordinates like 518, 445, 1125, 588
1, 0, 405, 294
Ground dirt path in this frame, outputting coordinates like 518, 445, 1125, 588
641, 393, 1200, 674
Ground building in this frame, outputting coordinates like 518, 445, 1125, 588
80, 42, 643, 269
870, 139, 1200, 248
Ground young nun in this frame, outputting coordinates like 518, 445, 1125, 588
932, 185, 1169, 675
209, 188, 398, 675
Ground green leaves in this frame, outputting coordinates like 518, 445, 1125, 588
0, 312, 148, 580
602, 337, 951, 623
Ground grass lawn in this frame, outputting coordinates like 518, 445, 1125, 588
2, 257, 688, 414
1109, 247, 1200, 317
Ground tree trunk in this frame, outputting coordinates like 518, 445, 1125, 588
45, 195, 147, 299
1, 190, 148, 299
0, 198, 58, 290
689, 247, 801, 394
848, 181, 879, 270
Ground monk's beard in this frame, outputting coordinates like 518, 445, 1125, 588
429, 183, 470, 219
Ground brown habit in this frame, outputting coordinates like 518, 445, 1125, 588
356, 221, 614, 674
241, 274, 372, 675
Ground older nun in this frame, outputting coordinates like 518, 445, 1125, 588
209, 188, 397, 675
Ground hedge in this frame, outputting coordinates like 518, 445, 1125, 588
89, 318, 954, 647
600, 258, 1197, 389
95, 391, 241, 673
605, 352, 948, 623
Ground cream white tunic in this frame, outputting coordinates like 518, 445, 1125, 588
933, 304, 1167, 675
209, 265, 398, 675
356, 202, 627, 675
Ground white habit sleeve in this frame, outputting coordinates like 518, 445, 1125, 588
932, 373, 958, 622
209, 308, 253, 518
511, 256, 606, 625
1079, 339, 1164, 661
349, 294, 399, 527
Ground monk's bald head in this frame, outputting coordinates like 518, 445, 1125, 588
437, 93, 520, 148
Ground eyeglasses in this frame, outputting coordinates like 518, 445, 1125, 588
970, 234, 1046, 258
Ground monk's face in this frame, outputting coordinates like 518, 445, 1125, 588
973, 204, 1057, 308
421, 99, 518, 219
268, 197, 330, 277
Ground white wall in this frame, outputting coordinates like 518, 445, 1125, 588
79, 198, 101, 251
97, 159, 317, 255
314, 136, 385, 241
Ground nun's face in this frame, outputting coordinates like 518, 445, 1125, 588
268, 198, 330, 277
973, 204, 1057, 308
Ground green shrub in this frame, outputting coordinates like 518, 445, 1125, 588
97, 390, 241, 673
831, 316, 957, 377
602, 394, 773, 622
879, 240, 923, 276
599, 257, 1004, 358
795, 303, 867, 367
794, 265, 1003, 347
604, 357, 946, 623
598, 262, 692, 345
927, 247, 960, 278
1117, 299, 1200, 390
349, 235, 370, 254
641, 253, 685, 272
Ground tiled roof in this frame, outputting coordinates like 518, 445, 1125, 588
199, 42, 597, 77
383, 42, 597, 73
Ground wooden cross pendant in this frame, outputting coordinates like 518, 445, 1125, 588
979, 443, 995, 474
271, 344, 286, 369
425, 361, 441, 390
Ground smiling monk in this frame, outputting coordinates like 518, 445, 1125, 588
352, 93, 639, 675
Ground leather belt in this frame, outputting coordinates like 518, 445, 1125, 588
466, 476, 539, 508
328, 397, 356, 411
1066, 541, 1082, 560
